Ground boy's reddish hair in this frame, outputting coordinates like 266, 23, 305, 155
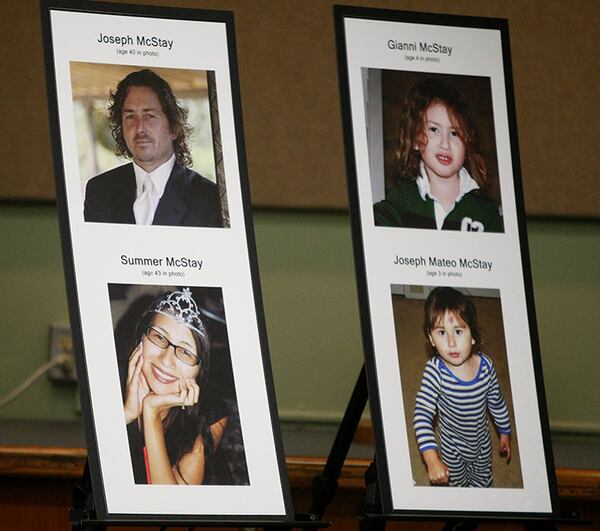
396, 77, 488, 188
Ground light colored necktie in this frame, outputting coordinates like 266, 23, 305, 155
133, 175, 157, 225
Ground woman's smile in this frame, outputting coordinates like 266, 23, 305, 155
151, 363, 178, 384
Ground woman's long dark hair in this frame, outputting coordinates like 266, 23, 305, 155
132, 296, 213, 481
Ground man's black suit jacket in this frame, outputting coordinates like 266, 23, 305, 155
84, 162, 222, 227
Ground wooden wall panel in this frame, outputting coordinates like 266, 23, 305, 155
1, 2, 55, 200
2, 0, 598, 216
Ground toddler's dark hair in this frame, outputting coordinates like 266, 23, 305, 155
423, 287, 482, 356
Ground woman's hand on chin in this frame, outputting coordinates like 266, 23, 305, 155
142, 378, 200, 419
124, 343, 150, 424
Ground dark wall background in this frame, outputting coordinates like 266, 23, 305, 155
2, 0, 599, 217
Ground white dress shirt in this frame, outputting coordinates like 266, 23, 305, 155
132, 155, 176, 225
415, 162, 479, 229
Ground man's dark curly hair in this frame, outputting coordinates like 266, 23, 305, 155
108, 69, 192, 167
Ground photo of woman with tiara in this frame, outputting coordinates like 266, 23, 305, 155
371, 72, 503, 232
108, 284, 249, 486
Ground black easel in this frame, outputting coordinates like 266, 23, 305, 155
308, 365, 586, 531
70, 461, 328, 530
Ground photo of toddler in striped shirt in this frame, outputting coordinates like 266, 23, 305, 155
414, 287, 511, 487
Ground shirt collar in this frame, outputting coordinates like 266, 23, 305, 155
133, 154, 176, 198
415, 161, 479, 203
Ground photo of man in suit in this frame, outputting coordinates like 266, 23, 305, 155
84, 68, 223, 227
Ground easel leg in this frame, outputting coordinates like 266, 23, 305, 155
71, 460, 100, 531
308, 365, 369, 522
358, 460, 385, 531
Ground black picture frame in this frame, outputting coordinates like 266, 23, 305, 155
335, 4, 558, 518
41, 0, 293, 522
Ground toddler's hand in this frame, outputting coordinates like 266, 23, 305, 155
499, 433, 511, 463
422, 449, 449, 485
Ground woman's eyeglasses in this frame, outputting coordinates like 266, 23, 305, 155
145, 327, 201, 367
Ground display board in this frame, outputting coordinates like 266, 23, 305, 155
335, 5, 557, 517
41, 0, 292, 522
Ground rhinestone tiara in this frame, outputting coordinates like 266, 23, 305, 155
152, 288, 208, 341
